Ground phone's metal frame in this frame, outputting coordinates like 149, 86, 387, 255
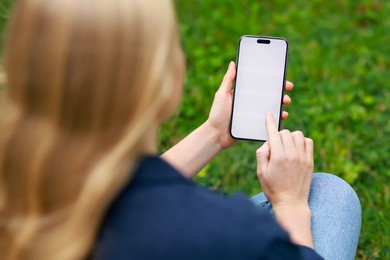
229, 35, 289, 142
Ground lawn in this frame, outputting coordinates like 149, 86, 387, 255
165, 1, 389, 259
1, 0, 389, 259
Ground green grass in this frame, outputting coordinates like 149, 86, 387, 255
162, 0, 389, 259
1, 0, 389, 258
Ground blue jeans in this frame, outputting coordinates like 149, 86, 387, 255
250, 173, 361, 260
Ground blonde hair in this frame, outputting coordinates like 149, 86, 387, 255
0, 0, 179, 259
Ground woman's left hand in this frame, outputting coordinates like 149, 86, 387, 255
205, 61, 294, 150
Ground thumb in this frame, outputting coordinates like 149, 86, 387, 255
256, 141, 270, 176
219, 61, 236, 94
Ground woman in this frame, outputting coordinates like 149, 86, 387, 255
0, 0, 361, 259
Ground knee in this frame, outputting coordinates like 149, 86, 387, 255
310, 173, 361, 218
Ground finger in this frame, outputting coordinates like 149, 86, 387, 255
282, 111, 289, 120
256, 142, 270, 175
265, 112, 283, 150
280, 129, 296, 154
283, 94, 291, 105
292, 131, 305, 156
285, 81, 294, 92
219, 61, 236, 94
304, 138, 314, 161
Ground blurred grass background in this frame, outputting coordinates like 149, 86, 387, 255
0, 0, 389, 259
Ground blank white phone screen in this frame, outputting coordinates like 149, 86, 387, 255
231, 36, 288, 141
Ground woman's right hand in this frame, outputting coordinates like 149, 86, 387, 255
256, 112, 314, 208
256, 113, 315, 247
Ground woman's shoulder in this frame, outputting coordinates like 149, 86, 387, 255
100, 155, 275, 229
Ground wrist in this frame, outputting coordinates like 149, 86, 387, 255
202, 120, 224, 152
273, 203, 314, 248
272, 201, 310, 212
273, 203, 311, 218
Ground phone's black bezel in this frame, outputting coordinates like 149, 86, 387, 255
229, 35, 289, 142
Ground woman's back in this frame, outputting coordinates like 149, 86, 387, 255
94, 156, 320, 259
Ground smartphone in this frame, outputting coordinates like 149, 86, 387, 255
230, 35, 288, 141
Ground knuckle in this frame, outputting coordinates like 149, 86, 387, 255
280, 129, 291, 135
306, 138, 314, 149
292, 131, 304, 138
305, 137, 314, 145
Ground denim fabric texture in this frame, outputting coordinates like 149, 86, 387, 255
250, 173, 362, 260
